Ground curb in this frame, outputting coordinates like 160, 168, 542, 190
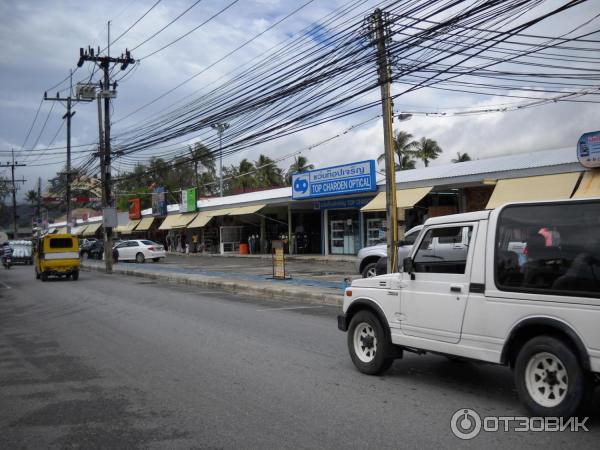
82, 263, 342, 307
165, 252, 356, 264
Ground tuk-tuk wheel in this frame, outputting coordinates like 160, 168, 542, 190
72, 271, 79, 281
41, 273, 48, 282
35, 270, 40, 280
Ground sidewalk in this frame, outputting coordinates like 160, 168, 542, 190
166, 251, 357, 264
81, 257, 353, 306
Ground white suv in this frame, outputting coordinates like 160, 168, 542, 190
338, 198, 600, 417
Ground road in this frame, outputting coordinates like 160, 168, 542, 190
1, 265, 598, 449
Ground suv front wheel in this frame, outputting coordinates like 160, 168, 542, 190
347, 310, 394, 375
514, 335, 592, 417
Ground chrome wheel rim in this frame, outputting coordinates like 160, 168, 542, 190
353, 322, 377, 363
365, 267, 377, 278
525, 352, 568, 408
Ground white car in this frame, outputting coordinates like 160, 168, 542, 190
114, 240, 166, 263
339, 198, 600, 417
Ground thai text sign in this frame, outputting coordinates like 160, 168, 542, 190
577, 131, 600, 168
181, 188, 197, 213
292, 160, 377, 200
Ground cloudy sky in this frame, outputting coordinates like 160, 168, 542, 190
1, 0, 598, 200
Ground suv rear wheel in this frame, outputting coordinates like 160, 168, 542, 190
514, 335, 592, 417
347, 310, 393, 375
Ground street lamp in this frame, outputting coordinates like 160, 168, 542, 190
211, 122, 230, 197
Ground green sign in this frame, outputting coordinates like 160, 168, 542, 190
181, 188, 197, 213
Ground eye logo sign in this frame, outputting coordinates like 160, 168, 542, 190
293, 176, 309, 194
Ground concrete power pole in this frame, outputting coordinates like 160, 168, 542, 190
44, 70, 89, 233
369, 9, 399, 274
4, 150, 26, 239
77, 45, 134, 273
211, 122, 230, 197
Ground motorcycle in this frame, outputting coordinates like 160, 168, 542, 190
2, 256, 12, 269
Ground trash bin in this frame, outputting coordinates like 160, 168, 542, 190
239, 243, 249, 255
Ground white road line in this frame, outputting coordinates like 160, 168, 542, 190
0, 281, 12, 290
256, 305, 325, 312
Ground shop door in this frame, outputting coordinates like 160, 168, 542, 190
330, 218, 359, 254
330, 220, 345, 254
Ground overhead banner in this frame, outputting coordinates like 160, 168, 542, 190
181, 187, 197, 213
577, 131, 600, 168
292, 160, 377, 200
128, 198, 141, 220
152, 187, 167, 217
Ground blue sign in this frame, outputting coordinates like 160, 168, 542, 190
292, 160, 377, 200
314, 197, 373, 210
577, 131, 600, 168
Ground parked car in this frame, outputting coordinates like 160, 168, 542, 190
356, 225, 423, 278
82, 240, 105, 260
338, 198, 600, 417
113, 240, 166, 263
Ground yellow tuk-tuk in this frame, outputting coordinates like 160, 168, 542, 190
34, 234, 80, 281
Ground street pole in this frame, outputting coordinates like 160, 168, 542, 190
370, 9, 399, 274
211, 122, 229, 197
77, 45, 134, 273
6, 150, 26, 239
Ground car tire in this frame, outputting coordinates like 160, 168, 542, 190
41, 272, 48, 282
136, 252, 145, 263
347, 310, 394, 375
514, 335, 592, 417
152, 258, 160, 262
361, 262, 378, 278
72, 271, 79, 281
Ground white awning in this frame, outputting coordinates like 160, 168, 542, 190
187, 212, 212, 228
229, 204, 265, 215
82, 222, 102, 236
485, 172, 581, 209
115, 220, 141, 234
134, 217, 155, 231
361, 187, 432, 212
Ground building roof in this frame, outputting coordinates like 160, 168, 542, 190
382, 147, 582, 189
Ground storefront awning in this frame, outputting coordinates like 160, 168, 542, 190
134, 217, 155, 231
187, 212, 212, 228
82, 222, 102, 236
572, 170, 600, 199
115, 220, 141, 234
71, 225, 88, 236
55, 227, 68, 234
158, 213, 197, 230
206, 208, 237, 217
229, 204, 265, 215
485, 172, 581, 209
361, 187, 433, 212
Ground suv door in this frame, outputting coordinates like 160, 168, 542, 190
115, 241, 129, 260
399, 223, 477, 344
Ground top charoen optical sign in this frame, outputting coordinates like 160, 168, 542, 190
291, 160, 377, 200
577, 131, 600, 169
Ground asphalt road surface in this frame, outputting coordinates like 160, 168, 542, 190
1, 266, 598, 449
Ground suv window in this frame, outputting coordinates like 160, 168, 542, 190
404, 230, 419, 245
496, 201, 600, 297
413, 226, 472, 274
127, 241, 140, 247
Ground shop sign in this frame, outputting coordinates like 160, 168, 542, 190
577, 131, 600, 168
152, 186, 167, 216
272, 240, 286, 279
292, 160, 377, 200
102, 207, 118, 228
128, 198, 141, 219
314, 196, 373, 210
181, 187, 197, 213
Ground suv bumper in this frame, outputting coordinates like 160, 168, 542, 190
337, 314, 348, 332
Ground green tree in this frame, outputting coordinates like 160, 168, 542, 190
286, 156, 314, 184
414, 137, 443, 167
451, 152, 471, 163
377, 130, 419, 170
255, 154, 284, 188
225, 159, 256, 194
188, 142, 216, 195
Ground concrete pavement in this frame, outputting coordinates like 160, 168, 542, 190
82, 254, 358, 306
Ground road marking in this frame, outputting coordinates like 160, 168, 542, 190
0, 281, 11, 290
256, 305, 325, 312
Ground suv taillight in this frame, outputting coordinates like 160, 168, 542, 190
147, 246, 154, 251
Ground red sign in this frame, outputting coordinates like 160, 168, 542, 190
128, 198, 141, 220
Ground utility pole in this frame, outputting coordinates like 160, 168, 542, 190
44, 70, 89, 233
3, 150, 27, 239
368, 9, 399, 274
36, 177, 42, 233
77, 45, 134, 273
211, 122, 230, 197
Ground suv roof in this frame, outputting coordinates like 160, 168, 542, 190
425, 210, 490, 226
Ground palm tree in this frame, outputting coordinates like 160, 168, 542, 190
188, 142, 215, 194
451, 152, 471, 163
26, 190, 38, 215
377, 130, 419, 170
255, 154, 284, 188
231, 159, 255, 193
414, 137, 443, 167
286, 156, 314, 184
